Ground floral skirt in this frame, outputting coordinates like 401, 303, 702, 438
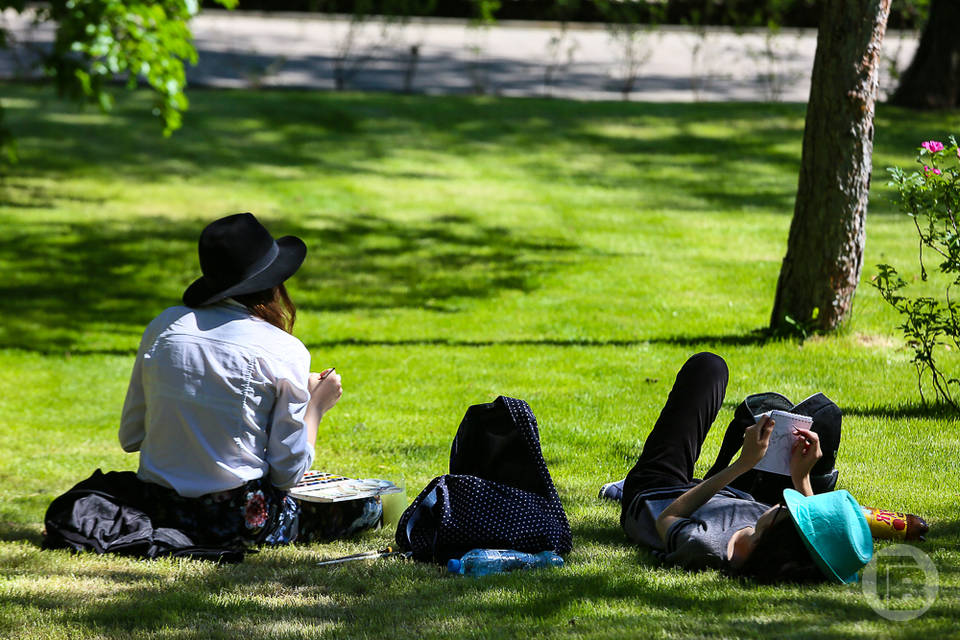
144, 478, 300, 547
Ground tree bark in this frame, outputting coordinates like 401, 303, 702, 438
770, 0, 891, 332
889, 0, 960, 109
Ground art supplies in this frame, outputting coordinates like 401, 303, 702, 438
752, 410, 814, 476
290, 471, 403, 503
316, 546, 411, 566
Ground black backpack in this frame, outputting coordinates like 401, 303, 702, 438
395, 396, 573, 563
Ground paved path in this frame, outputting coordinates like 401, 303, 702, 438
2, 9, 919, 102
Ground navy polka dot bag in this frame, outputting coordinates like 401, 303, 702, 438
395, 396, 573, 563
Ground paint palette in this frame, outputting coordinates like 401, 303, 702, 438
289, 470, 403, 503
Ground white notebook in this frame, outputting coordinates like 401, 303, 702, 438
752, 410, 814, 476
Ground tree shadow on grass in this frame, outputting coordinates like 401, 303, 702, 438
0, 211, 578, 353
0, 521, 42, 545
646, 329, 775, 347
917, 518, 960, 561
2, 85, 950, 223
926, 518, 960, 540
9, 546, 953, 640
7, 510, 959, 638
842, 403, 958, 420
571, 520, 637, 550
0, 86, 806, 215
298, 330, 774, 350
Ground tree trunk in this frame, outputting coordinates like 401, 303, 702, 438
770, 0, 891, 333
889, 0, 960, 109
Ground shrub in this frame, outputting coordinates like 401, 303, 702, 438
873, 137, 960, 409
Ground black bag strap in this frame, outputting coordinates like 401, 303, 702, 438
395, 475, 444, 556
404, 485, 439, 556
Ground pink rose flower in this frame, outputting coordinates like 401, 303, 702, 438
921, 140, 944, 154
923, 165, 942, 176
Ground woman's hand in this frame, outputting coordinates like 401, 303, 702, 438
735, 415, 775, 470
789, 427, 822, 486
308, 368, 342, 416
302, 368, 340, 450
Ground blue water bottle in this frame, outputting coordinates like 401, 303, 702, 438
446, 549, 564, 576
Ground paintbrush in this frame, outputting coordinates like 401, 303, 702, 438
316, 546, 411, 566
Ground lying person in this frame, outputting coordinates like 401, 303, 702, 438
616, 352, 873, 583
117, 212, 347, 547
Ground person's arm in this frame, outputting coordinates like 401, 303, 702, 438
266, 350, 321, 490
655, 416, 775, 545
118, 354, 146, 452
303, 368, 342, 450
118, 329, 153, 452
789, 427, 822, 497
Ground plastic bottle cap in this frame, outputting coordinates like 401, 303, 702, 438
447, 558, 461, 573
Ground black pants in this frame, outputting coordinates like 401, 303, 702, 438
621, 352, 729, 508
621, 352, 841, 518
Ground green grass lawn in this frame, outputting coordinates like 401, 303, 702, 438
0, 84, 958, 639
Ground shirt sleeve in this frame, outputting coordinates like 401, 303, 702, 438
265, 346, 314, 489
118, 327, 152, 452
663, 517, 726, 570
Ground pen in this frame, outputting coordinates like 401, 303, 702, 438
320, 367, 336, 380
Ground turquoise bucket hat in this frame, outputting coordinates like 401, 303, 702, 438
783, 489, 873, 584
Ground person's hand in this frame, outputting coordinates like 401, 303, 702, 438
736, 415, 775, 469
308, 368, 342, 416
789, 427, 822, 481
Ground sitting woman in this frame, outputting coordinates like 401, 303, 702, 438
118, 212, 343, 548
619, 352, 873, 583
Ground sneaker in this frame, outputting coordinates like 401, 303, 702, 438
598, 479, 625, 502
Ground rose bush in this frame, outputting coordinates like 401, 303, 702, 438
873, 137, 960, 409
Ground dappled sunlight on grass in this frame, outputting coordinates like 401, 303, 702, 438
1, 86, 958, 639
0, 210, 579, 353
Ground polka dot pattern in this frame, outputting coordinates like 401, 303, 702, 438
396, 397, 572, 562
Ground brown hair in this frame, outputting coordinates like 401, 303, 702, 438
733, 514, 825, 584
233, 284, 297, 333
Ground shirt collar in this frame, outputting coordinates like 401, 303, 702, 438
219, 298, 251, 313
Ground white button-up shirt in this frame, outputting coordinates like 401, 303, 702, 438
119, 300, 315, 498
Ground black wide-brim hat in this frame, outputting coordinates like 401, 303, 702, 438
183, 212, 307, 307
